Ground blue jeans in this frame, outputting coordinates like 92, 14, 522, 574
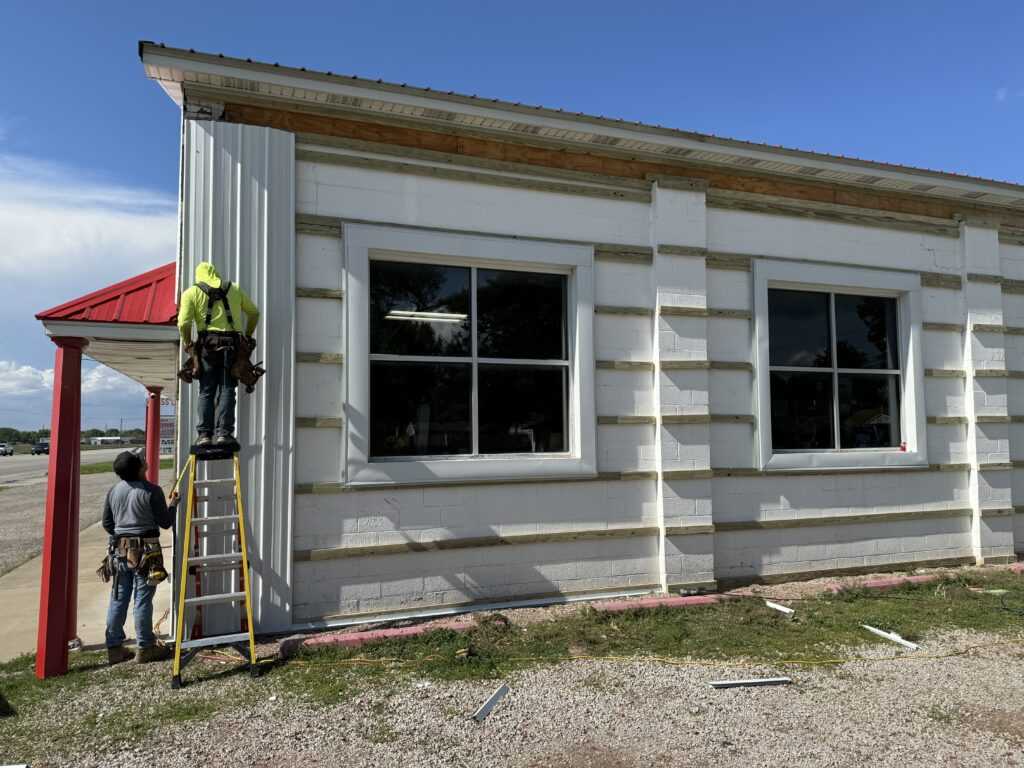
197, 347, 237, 438
105, 567, 157, 649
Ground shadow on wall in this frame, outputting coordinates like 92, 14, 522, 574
290, 460, 660, 623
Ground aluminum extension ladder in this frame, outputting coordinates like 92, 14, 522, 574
171, 445, 258, 688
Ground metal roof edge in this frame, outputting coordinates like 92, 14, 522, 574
138, 41, 1024, 199
36, 261, 177, 323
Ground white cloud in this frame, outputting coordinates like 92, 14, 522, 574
0, 360, 143, 398
0, 154, 176, 280
0, 151, 177, 396
82, 364, 146, 396
0, 360, 53, 396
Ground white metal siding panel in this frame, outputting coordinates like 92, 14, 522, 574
178, 120, 296, 632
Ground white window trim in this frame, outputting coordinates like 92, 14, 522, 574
345, 224, 596, 486
753, 260, 928, 472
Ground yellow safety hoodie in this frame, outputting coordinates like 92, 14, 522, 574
177, 262, 260, 347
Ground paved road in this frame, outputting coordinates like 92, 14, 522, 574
0, 448, 124, 485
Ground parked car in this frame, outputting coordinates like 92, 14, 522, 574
31, 442, 49, 455
0, 442, 13, 456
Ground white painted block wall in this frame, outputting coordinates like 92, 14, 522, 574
280, 149, 1019, 624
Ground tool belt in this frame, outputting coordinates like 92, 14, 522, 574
178, 331, 265, 394
99, 535, 168, 587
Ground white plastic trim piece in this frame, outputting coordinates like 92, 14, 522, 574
765, 600, 795, 616
861, 624, 920, 650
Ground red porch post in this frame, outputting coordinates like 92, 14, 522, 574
145, 387, 162, 484
35, 336, 87, 679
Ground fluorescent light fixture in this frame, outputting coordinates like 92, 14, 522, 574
385, 309, 468, 323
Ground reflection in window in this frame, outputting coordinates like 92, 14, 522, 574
478, 365, 566, 453
768, 288, 900, 451
768, 289, 831, 367
370, 261, 470, 356
369, 259, 570, 459
477, 269, 566, 360
370, 362, 472, 457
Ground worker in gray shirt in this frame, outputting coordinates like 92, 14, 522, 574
102, 450, 178, 664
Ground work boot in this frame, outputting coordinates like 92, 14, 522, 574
196, 435, 212, 446
136, 644, 172, 663
107, 646, 134, 665
213, 434, 235, 446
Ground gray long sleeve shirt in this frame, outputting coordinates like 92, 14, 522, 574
102, 480, 176, 537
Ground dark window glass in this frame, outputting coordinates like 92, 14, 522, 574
770, 372, 834, 449
835, 294, 898, 370
478, 365, 567, 454
768, 289, 831, 367
477, 269, 567, 360
370, 261, 470, 356
370, 362, 472, 457
838, 374, 901, 448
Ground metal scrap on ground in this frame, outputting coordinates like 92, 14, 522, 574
710, 677, 793, 689
861, 624, 920, 650
472, 683, 510, 722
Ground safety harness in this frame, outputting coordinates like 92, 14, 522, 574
195, 281, 236, 331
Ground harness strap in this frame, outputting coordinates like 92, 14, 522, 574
195, 281, 236, 331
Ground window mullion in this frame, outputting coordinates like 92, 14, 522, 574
471, 267, 479, 457
830, 292, 840, 451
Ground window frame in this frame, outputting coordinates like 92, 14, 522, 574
768, 289, 902, 453
368, 258, 571, 460
345, 224, 596, 486
753, 260, 927, 472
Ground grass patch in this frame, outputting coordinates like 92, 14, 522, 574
270, 571, 1024, 692
81, 457, 173, 476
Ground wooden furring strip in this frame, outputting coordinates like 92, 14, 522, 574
296, 148, 652, 203
295, 524, 662, 562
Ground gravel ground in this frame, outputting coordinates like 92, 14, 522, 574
7, 629, 1024, 768
0, 473, 114, 575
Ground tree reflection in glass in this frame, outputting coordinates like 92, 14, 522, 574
370, 261, 471, 356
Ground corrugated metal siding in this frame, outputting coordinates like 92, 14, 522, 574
177, 120, 296, 632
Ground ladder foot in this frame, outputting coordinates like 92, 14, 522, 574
171, 675, 182, 690
250, 665, 261, 679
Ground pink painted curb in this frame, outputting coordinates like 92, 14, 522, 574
1011, 562, 1024, 575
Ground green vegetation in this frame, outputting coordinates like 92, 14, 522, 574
1, 570, 1022, 763
274, 572, 1024, 690
80, 457, 173, 476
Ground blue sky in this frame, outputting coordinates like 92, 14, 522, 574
1, 0, 1022, 428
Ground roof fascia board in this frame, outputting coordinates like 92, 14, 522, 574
140, 44, 1024, 202
41, 321, 180, 342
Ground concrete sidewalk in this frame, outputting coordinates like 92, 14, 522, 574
0, 521, 172, 662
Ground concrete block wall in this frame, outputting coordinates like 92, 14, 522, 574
292, 479, 660, 620
283, 145, 1019, 626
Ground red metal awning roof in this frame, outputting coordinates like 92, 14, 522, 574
36, 262, 177, 325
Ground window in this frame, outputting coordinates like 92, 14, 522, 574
753, 260, 927, 472
369, 261, 569, 458
768, 289, 901, 451
344, 224, 595, 486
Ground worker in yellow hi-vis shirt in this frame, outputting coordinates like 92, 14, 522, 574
177, 262, 261, 447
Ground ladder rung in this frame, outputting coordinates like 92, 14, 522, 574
188, 561, 241, 572
194, 478, 235, 486
178, 632, 251, 651
192, 515, 238, 524
185, 592, 246, 606
188, 552, 242, 565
